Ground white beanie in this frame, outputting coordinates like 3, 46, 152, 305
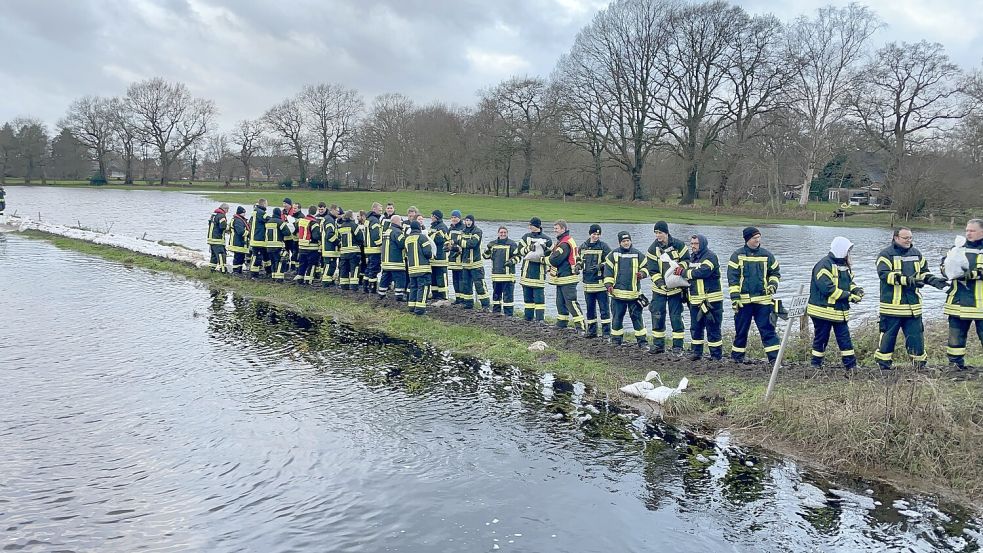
830, 236, 853, 259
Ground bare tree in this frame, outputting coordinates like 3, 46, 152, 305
125, 78, 215, 186
299, 83, 363, 182
0, 123, 15, 184
361, 93, 415, 190
553, 52, 610, 197
565, 0, 674, 201
59, 96, 115, 182
656, 1, 744, 204
231, 119, 264, 187
847, 41, 967, 216
108, 97, 138, 184
263, 97, 308, 183
482, 76, 554, 195
714, 13, 789, 206
785, 3, 880, 206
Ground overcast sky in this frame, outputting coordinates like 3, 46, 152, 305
2, 0, 981, 131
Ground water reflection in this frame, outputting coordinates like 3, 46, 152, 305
0, 233, 979, 552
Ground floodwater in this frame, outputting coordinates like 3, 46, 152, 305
3, 186, 964, 326
1, 233, 980, 552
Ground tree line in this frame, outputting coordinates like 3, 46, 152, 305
4, 0, 983, 217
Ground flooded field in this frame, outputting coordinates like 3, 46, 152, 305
3, 186, 963, 326
1, 233, 980, 552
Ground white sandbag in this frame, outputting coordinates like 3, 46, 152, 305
942, 235, 970, 280
527, 340, 548, 352
523, 239, 547, 261
619, 370, 688, 405
660, 252, 689, 289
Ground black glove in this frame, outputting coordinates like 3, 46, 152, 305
925, 275, 948, 290
853, 287, 865, 298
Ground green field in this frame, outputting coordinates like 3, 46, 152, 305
6, 180, 958, 229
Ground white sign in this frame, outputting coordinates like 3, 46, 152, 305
785, 294, 809, 319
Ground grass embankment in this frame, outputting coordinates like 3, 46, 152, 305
19, 229, 983, 505
7, 180, 947, 228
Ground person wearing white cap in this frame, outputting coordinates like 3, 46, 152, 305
806, 237, 864, 370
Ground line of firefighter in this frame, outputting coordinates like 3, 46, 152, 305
208, 200, 983, 371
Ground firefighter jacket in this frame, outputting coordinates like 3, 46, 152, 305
807, 254, 861, 322
683, 235, 723, 306
381, 213, 393, 234
579, 238, 611, 293
943, 238, 983, 319
458, 224, 484, 270
727, 245, 781, 305
876, 243, 931, 317
364, 212, 383, 255
248, 205, 268, 247
519, 231, 553, 288
335, 218, 362, 255
547, 231, 579, 286
381, 225, 406, 271
404, 231, 434, 276
230, 213, 249, 253
645, 236, 688, 297
264, 218, 290, 248
319, 213, 339, 258
297, 215, 321, 251
428, 220, 450, 267
483, 238, 521, 282
207, 209, 228, 246
447, 221, 465, 269
603, 246, 647, 300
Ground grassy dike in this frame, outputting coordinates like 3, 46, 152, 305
19, 229, 983, 506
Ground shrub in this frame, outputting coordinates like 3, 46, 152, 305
278, 178, 293, 189
89, 174, 108, 186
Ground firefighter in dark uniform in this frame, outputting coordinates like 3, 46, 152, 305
265, 207, 291, 282
405, 220, 434, 315
248, 199, 269, 278
518, 217, 553, 321
941, 218, 983, 370
428, 210, 450, 300
875, 227, 947, 370
684, 234, 724, 361
207, 203, 229, 272
483, 226, 521, 316
447, 210, 465, 303
378, 215, 408, 301
807, 237, 863, 370
336, 210, 363, 289
381, 202, 395, 233
457, 214, 490, 309
645, 221, 688, 354
579, 224, 611, 337
548, 220, 586, 330
604, 231, 648, 347
280, 198, 299, 270
319, 203, 340, 287
362, 204, 384, 293
229, 206, 250, 274
727, 227, 781, 363
295, 205, 322, 285
0, 185, 6, 218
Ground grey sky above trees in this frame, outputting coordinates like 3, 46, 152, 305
1, 0, 980, 130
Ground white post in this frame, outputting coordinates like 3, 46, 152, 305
765, 284, 806, 401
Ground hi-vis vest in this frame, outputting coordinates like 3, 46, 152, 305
297, 216, 319, 250
876, 244, 929, 317
547, 233, 579, 286
727, 246, 780, 305
404, 233, 433, 276
249, 207, 267, 247
229, 214, 250, 253
807, 254, 859, 322
265, 220, 285, 248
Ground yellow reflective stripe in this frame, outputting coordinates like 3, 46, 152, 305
840, 350, 855, 357
806, 304, 848, 321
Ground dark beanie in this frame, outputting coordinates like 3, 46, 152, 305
236, 206, 246, 215
743, 226, 761, 242
464, 214, 475, 223
529, 217, 542, 229
617, 231, 631, 242
282, 197, 292, 205
451, 209, 462, 218
589, 223, 602, 235
409, 220, 421, 231
654, 221, 669, 234
431, 209, 443, 220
